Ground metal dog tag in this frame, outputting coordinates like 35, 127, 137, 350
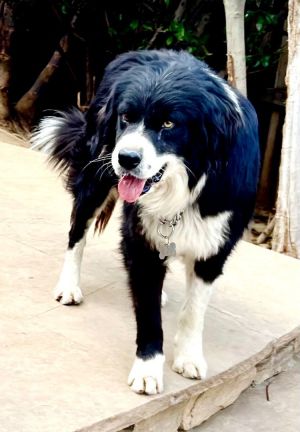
158, 241, 176, 260
157, 212, 183, 260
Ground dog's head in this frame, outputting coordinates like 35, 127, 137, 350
97, 51, 244, 216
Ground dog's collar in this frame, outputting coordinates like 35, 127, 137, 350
158, 212, 183, 229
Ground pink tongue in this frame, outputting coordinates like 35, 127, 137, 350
118, 175, 146, 203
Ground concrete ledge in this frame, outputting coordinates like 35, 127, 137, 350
101, 328, 300, 432
1, 143, 300, 432
180, 328, 300, 431
195, 354, 300, 432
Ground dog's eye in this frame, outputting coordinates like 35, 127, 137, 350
121, 113, 130, 124
162, 120, 174, 129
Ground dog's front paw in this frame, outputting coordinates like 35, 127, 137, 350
54, 282, 83, 305
128, 354, 165, 395
172, 353, 207, 380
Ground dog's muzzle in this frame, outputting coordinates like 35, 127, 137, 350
117, 163, 167, 203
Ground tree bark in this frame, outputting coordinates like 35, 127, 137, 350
15, 35, 69, 125
0, 1, 14, 121
174, 0, 187, 22
223, 0, 247, 96
272, 0, 300, 258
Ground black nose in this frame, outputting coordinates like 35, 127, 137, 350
118, 149, 142, 170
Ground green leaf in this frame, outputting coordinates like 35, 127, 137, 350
256, 15, 265, 32
261, 55, 271, 68
129, 19, 139, 30
142, 24, 153, 31
175, 23, 185, 41
108, 27, 117, 37
265, 14, 278, 25
166, 35, 174, 46
164, 0, 171, 6
60, 3, 68, 15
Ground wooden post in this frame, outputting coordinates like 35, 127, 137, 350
272, 0, 300, 257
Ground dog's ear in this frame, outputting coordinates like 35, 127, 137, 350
99, 93, 118, 148
200, 92, 243, 168
187, 95, 243, 182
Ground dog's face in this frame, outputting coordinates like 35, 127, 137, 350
109, 66, 207, 207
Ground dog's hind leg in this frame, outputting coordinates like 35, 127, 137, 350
54, 205, 92, 305
55, 187, 117, 305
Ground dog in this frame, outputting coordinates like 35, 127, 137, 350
32, 49, 260, 395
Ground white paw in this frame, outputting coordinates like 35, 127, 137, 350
172, 353, 207, 380
128, 354, 165, 395
161, 290, 168, 307
54, 283, 83, 305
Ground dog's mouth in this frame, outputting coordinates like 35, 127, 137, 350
118, 165, 166, 203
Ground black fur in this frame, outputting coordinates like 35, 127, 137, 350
35, 49, 260, 381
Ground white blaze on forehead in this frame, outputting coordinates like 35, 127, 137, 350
115, 130, 152, 152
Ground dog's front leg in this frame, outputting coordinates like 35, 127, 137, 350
122, 230, 167, 395
173, 252, 228, 380
172, 261, 212, 380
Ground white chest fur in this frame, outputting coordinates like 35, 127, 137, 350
140, 207, 232, 261
137, 158, 231, 261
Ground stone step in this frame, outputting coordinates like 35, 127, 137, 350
0, 142, 299, 432
191, 359, 300, 432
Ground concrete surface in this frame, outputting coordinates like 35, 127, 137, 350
0, 127, 28, 147
0, 142, 300, 432
192, 358, 300, 432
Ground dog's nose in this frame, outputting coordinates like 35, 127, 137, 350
118, 149, 142, 170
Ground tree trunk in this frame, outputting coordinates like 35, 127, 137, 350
15, 35, 69, 125
0, 1, 14, 121
223, 0, 247, 96
272, 0, 300, 258
174, 0, 187, 22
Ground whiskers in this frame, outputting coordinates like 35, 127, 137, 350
95, 160, 115, 182
182, 161, 196, 180
81, 152, 116, 182
81, 153, 112, 173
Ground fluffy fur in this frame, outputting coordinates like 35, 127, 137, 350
32, 49, 260, 395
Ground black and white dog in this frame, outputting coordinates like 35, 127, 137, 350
32, 49, 260, 395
